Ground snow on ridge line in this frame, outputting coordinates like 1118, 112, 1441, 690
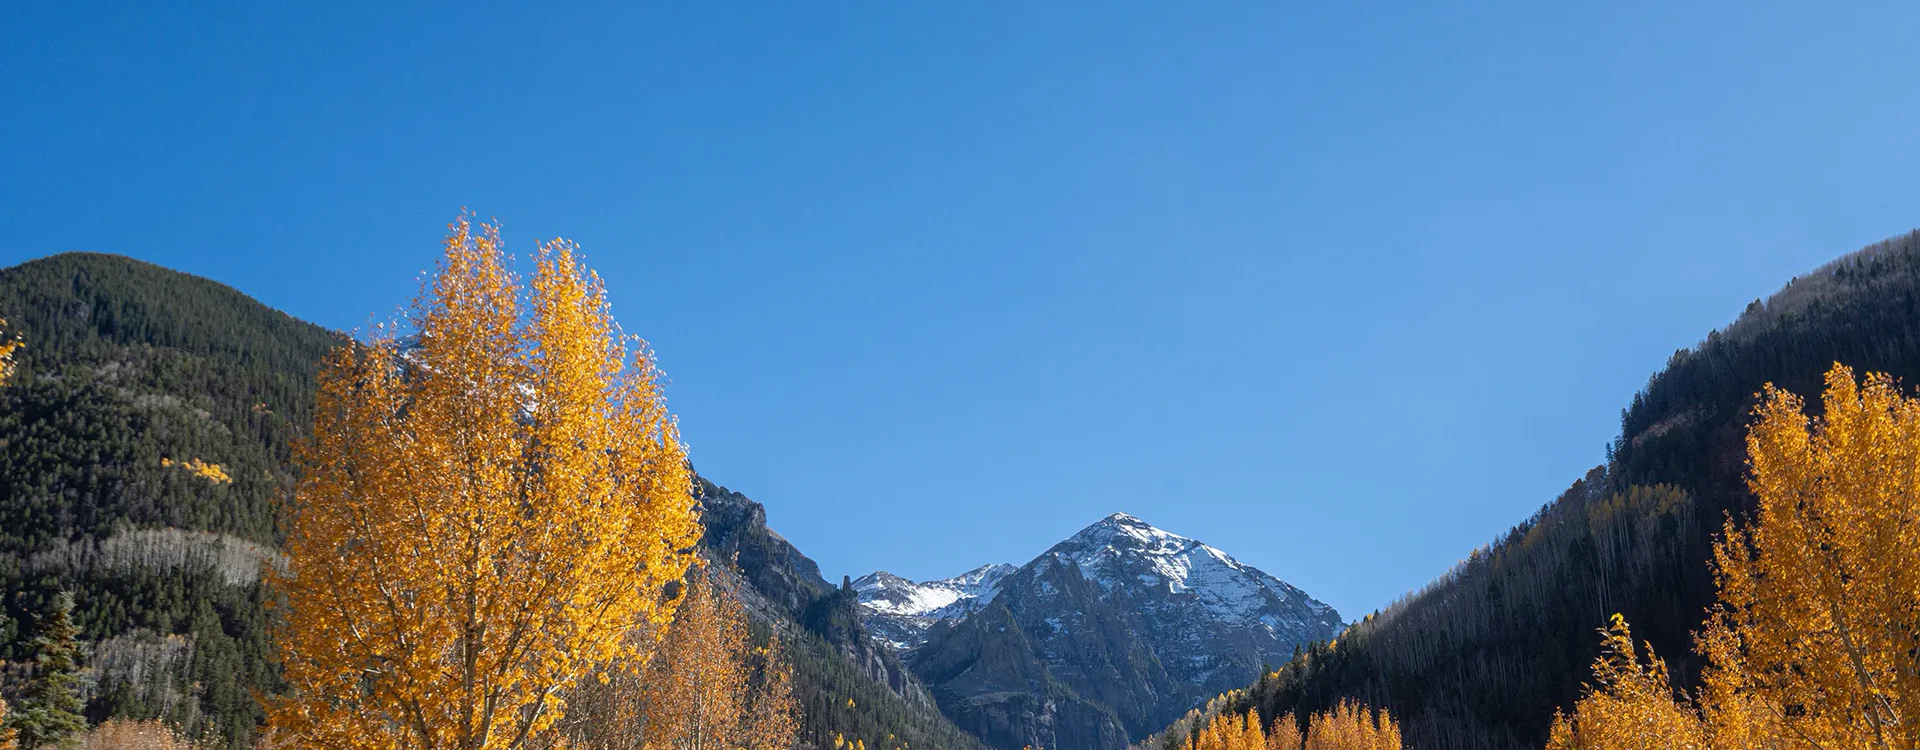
853, 562, 1018, 618
1047, 512, 1335, 624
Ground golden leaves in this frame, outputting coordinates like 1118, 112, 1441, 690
1550, 362, 1920, 750
1543, 616, 1707, 750
634, 574, 797, 750
160, 457, 232, 484
0, 317, 20, 386
267, 215, 700, 750
1184, 702, 1398, 750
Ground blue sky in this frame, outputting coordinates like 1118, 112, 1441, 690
6, 2, 1920, 619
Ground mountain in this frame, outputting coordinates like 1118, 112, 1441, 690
0, 252, 984, 750
868, 512, 1340, 750
1139, 230, 1920, 750
695, 478, 987, 750
852, 564, 1017, 649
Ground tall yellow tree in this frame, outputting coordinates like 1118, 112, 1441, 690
1267, 713, 1301, 750
1542, 615, 1708, 750
634, 572, 797, 750
1549, 362, 1920, 750
554, 569, 797, 750
1712, 363, 1920, 748
268, 216, 701, 750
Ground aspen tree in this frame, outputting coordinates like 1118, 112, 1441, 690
1303, 701, 1400, 750
1236, 710, 1264, 750
0, 318, 19, 386
637, 574, 797, 750
1551, 363, 1920, 750
1542, 615, 1707, 750
1267, 713, 1301, 750
269, 217, 700, 750
1713, 363, 1920, 748
0, 698, 15, 750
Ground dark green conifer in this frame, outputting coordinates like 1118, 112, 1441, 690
6, 592, 88, 750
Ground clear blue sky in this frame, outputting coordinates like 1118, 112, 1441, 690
6, 2, 1920, 620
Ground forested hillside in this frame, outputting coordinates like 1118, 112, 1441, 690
0, 253, 339, 744
1140, 230, 1920, 750
0, 252, 982, 750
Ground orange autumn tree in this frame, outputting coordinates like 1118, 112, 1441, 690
1267, 713, 1302, 750
555, 569, 798, 750
1303, 701, 1401, 750
268, 216, 701, 750
637, 573, 797, 750
1542, 615, 1708, 750
0, 318, 20, 385
1549, 362, 1920, 750
1184, 703, 1397, 750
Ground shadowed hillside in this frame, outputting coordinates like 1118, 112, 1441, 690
1141, 230, 1920, 750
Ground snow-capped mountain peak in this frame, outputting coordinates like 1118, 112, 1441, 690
852, 563, 1016, 649
883, 512, 1343, 748
1041, 513, 1335, 626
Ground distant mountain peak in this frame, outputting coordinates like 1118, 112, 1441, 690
853, 563, 1018, 649
890, 512, 1342, 748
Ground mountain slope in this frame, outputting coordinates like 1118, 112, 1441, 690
0, 252, 984, 750
697, 478, 988, 750
890, 513, 1340, 750
1141, 230, 1920, 750
0, 253, 341, 744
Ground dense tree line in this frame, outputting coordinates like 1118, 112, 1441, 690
1143, 231, 1920, 750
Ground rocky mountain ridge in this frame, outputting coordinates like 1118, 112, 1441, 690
857, 512, 1340, 750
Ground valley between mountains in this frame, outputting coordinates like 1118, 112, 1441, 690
6, 228, 1920, 750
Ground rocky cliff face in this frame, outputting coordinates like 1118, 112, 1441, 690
693, 477, 944, 714
864, 513, 1341, 750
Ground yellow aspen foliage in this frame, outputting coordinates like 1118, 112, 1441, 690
1267, 713, 1301, 750
1303, 701, 1401, 750
634, 574, 798, 750
1712, 363, 1920, 748
554, 570, 797, 750
160, 457, 232, 484
1182, 704, 1396, 750
1542, 615, 1708, 750
267, 216, 700, 750
0, 318, 18, 386
0, 697, 15, 750
1234, 709, 1264, 750
1550, 362, 1920, 750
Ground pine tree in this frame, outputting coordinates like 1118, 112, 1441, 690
6, 593, 87, 750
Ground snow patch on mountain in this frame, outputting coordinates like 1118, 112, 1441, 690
1045, 512, 1337, 628
853, 563, 1017, 649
